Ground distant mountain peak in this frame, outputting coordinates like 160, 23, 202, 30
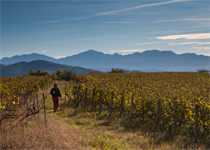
0, 49, 209, 72
0, 53, 56, 65
113, 53, 121, 56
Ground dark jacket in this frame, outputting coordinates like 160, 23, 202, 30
50, 87, 62, 98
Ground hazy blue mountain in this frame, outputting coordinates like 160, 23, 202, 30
0, 64, 6, 69
0, 60, 93, 77
56, 50, 209, 71
1, 49, 209, 72
57, 50, 114, 67
0, 53, 56, 65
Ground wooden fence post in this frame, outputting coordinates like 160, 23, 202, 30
43, 93, 46, 127
156, 100, 161, 131
33, 93, 35, 120
36, 93, 39, 121
130, 94, 134, 122
142, 101, 144, 127
77, 86, 80, 107
109, 91, 114, 117
84, 88, 87, 109
23, 92, 27, 111
99, 91, 102, 114
91, 88, 95, 111
195, 104, 198, 142
64, 84, 66, 104
119, 91, 124, 118
174, 101, 177, 136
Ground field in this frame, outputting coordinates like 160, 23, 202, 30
67, 72, 210, 142
0, 73, 209, 149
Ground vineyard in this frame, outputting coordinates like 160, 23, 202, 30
67, 72, 210, 142
0, 75, 51, 128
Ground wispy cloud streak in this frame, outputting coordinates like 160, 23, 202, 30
169, 42, 210, 45
43, 0, 188, 24
97, 0, 187, 15
131, 41, 168, 46
191, 47, 210, 51
48, 36, 125, 44
111, 49, 146, 53
100, 21, 135, 24
155, 33, 210, 40
155, 18, 210, 22
48, 29, 81, 33
43, 16, 93, 24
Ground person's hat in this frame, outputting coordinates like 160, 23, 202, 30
53, 83, 57, 86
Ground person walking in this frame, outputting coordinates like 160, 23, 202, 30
50, 83, 62, 112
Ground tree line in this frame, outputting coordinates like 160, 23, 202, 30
28, 69, 76, 81
28, 68, 125, 81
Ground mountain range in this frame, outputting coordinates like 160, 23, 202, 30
0, 60, 93, 77
0, 49, 209, 76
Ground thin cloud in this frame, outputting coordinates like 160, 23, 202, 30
201, 54, 210, 56
111, 49, 146, 53
43, 0, 188, 24
97, 0, 187, 16
187, 22, 210, 29
42, 16, 93, 24
169, 42, 210, 45
100, 21, 135, 24
53, 56, 67, 59
155, 18, 210, 22
48, 36, 125, 44
48, 29, 81, 33
42, 51, 47, 52
155, 33, 210, 40
191, 47, 210, 51
131, 41, 167, 46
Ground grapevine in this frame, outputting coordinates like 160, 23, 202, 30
0, 75, 51, 113
68, 72, 210, 140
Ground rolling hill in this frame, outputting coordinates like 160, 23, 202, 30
0, 60, 93, 77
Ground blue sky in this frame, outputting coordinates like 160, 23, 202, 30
1, 0, 209, 59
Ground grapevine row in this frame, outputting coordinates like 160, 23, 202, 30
0, 75, 51, 112
68, 72, 209, 140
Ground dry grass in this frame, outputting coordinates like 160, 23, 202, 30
1, 81, 91, 149
0, 111, 90, 149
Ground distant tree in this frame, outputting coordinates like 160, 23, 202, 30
52, 69, 76, 81
108, 68, 125, 73
90, 70, 103, 74
62, 70, 76, 81
28, 69, 50, 76
197, 69, 209, 73
28, 69, 35, 75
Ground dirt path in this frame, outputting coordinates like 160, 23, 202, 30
43, 112, 89, 149
38, 81, 91, 149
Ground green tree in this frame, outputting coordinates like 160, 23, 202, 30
62, 70, 76, 81
28, 69, 35, 75
109, 68, 125, 73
